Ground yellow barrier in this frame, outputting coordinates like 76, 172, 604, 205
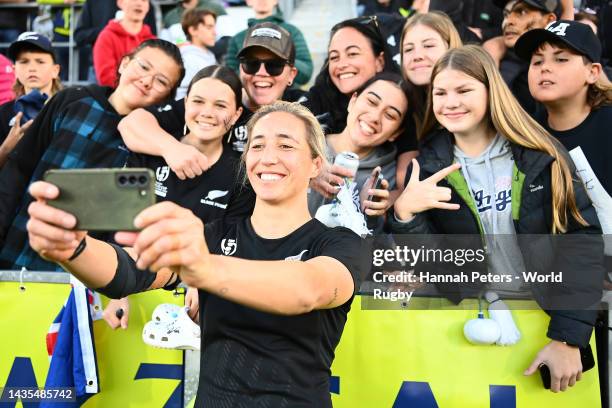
331, 296, 601, 407
0, 282, 183, 407
0, 285, 601, 407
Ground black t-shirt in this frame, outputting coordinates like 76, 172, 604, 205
128, 146, 255, 221
538, 105, 612, 196
148, 99, 254, 153
195, 217, 367, 408
0, 100, 16, 150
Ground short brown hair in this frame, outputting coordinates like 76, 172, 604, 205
181, 9, 217, 42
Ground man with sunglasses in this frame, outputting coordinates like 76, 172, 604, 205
118, 22, 302, 179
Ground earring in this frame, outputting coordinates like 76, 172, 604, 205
288, 81, 293, 86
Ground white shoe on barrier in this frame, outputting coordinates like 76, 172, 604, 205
142, 306, 201, 351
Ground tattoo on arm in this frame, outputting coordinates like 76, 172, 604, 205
326, 287, 338, 306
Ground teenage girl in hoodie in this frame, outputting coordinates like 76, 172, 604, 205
0, 39, 185, 271
392, 45, 603, 393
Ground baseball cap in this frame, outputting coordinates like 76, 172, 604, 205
515, 20, 602, 62
493, 0, 558, 13
237, 22, 295, 64
8, 32, 55, 62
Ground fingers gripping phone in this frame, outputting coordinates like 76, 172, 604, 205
43, 168, 156, 231
539, 345, 596, 389
366, 168, 384, 203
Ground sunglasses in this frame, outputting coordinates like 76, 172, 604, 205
240, 58, 288, 76
332, 15, 380, 34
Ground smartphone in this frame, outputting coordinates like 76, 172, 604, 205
366, 169, 384, 203
43, 168, 155, 231
539, 345, 596, 389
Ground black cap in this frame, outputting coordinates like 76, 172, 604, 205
515, 20, 602, 62
8, 32, 55, 62
494, 0, 558, 13
238, 22, 295, 64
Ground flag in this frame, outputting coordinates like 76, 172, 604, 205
42, 277, 101, 407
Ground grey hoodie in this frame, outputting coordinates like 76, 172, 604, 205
454, 134, 526, 293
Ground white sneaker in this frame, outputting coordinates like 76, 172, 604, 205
142, 306, 200, 351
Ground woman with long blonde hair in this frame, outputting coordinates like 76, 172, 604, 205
392, 44, 603, 393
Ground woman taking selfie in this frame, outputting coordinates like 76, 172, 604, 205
26, 101, 366, 407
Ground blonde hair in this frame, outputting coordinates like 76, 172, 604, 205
400, 11, 463, 75
422, 45, 587, 233
400, 11, 463, 130
13, 77, 62, 98
244, 101, 329, 167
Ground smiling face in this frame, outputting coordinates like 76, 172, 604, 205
432, 68, 489, 137
246, 111, 321, 205
502, 1, 553, 48
184, 77, 242, 144
328, 27, 384, 95
117, 0, 149, 22
401, 24, 448, 86
240, 47, 297, 110
14, 50, 59, 95
116, 46, 181, 110
528, 42, 598, 107
346, 79, 408, 155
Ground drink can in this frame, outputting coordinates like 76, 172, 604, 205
334, 151, 359, 182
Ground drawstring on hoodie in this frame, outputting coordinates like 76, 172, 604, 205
457, 134, 502, 236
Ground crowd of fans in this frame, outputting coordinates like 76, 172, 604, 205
0, 0, 611, 405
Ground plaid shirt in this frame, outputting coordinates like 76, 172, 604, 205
0, 85, 128, 271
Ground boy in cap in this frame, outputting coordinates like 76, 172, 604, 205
223, 0, 312, 87
516, 20, 612, 194
516, 19, 612, 391
0, 32, 61, 168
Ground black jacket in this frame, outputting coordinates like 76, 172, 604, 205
391, 129, 604, 348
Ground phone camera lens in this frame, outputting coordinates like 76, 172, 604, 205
138, 175, 148, 186
128, 175, 137, 186
118, 175, 127, 186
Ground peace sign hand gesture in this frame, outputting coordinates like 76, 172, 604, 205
394, 159, 461, 222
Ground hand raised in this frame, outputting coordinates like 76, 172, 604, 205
394, 159, 461, 221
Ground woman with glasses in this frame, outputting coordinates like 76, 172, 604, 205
26, 101, 367, 407
118, 22, 301, 178
0, 39, 185, 271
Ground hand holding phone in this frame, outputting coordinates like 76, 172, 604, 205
43, 168, 156, 231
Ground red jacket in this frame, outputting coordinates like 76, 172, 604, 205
93, 20, 155, 87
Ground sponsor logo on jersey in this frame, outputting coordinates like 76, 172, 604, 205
285, 250, 309, 261
221, 238, 237, 256
156, 166, 170, 182
200, 190, 229, 209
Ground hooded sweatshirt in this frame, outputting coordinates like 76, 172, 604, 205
93, 20, 155, 87
0, 85, 127, 270
176, 44, 217, 100
454, 134, 525, 293
308, 141, 397, 221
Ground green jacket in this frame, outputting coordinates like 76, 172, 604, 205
224, 12, 313, 86
163, 0, 227, 28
